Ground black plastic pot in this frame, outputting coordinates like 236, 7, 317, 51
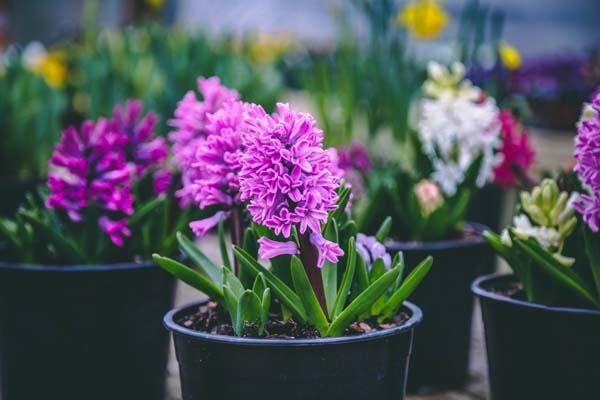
165, 300, 423, 400
467, 184, 504, 234
472, 273, 600, 400
385, 222, 493, 392
0, 261, 176, 400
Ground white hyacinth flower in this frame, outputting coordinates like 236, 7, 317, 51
511, 214, 562, 249
418, 89, 501, 195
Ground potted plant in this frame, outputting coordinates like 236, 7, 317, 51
357, 62, 507, 391
0, 100, 185, 400
154, 84, 433, 399
474, 90, 600, 399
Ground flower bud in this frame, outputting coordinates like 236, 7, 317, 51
414, 179, 444, 216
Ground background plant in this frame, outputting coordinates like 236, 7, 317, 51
485, 90, 600, 309
0, 47, 67, 180
0, 100, 192, 264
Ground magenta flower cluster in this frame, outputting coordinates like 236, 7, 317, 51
47, 99, 169, 246
574, 88, 600, 232
47, 119, 134, 246
169, 77, 240, 206
110, 100, 171, 194
240, 103, 340, 237
337, 142, 372, 173
239, 102, 343, 267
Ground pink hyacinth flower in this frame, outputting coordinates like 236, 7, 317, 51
189, 211, 230, 238
99, 216, 131, 247
239, 103, 340, 239
309, 232, 344, 268
257, 237, 299, 260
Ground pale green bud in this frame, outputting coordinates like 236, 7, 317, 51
549, 192, 568, 223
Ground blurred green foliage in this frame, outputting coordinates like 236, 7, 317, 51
68, 20, 284, 134
0, 51, 67, 180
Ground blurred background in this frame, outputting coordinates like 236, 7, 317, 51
1, 1, 599, 398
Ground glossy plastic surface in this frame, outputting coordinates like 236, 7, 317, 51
0, 261, 176, 400
473, 273, 600, 400
165, 300, 422, 400
386, 222, 493, 392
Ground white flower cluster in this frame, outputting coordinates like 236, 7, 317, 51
417, 62, 502, 196
501, 214, 561, 249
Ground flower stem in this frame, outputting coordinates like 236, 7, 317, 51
231, 207, 243, 275
298, 232, 328, 315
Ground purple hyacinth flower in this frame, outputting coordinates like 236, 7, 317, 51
574, 87, 600, 232
169, 77, 240, 207
239, 102, 340, 239
257, 237, 299, 260
356, 233, 392, 270
309, 232, 344, 268
189, 211, 230, 239
47, 120, 134, 246
99, 216, 131, 247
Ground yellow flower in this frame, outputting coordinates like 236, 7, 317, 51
34, 50, 67, 88
397, 0, 449, 40
498, 42, 521, 70
23, 42, 67, 89
248, 33, 292, 63
145, 0, 164, 9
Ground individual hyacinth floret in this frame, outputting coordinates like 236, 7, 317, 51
46, 119, 134, 246
574, 88, 600, 232
240, 102, 343, 267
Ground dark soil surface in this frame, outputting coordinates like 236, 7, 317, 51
177, 301, 410, 339
487, 279, 527, 301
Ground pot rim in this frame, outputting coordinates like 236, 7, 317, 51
164, 299, 423, 346
385, 221, 489, 252
0, 260, 155, 272
472, 272, 600, 316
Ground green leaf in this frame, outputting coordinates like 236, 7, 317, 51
223, 285, 240, 334
321, 220, 339, 317
233, 246, 307, 322
218, 216, 231, 270
327, 267, 400, 337
242, 227, 259, 258
128, 196, 164, 226
176, 232, 221, 284
152, 254, 224, 303
328, 186, 351, 226
375, 216, 392, 243
354, 251, 370, 296
260, 288, 271, 335
392, 252, 405, 292
237, 290, 263, 336
380, 256, 433, 320
252, 273, 267, 297
368, 258, 386, 285
333, 237, 356, 318
223, 267, 244, 298
584, 227, 600, 301
291, 256, 330, 335
514, 238, 599, 308
20, 213, 84, 263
